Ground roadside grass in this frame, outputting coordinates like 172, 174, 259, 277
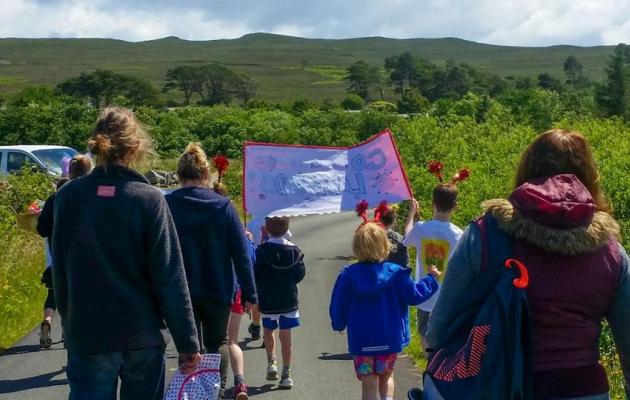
0, 230, 46, 350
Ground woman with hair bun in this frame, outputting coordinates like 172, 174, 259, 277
166, 142, 257, 400
52, 107, 200, 400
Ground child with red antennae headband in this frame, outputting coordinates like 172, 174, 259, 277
403, 161, 469, 352
329, 202, 440, 400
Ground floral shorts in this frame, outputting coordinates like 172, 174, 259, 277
353, 353, 397, 380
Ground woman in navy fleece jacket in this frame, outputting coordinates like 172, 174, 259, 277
165, 143, 257, 399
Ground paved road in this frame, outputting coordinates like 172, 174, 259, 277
0, 212, 421, 399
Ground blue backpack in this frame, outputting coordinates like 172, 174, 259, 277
422, 213, 533, 400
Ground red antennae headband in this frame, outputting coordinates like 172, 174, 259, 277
427, 161, 471, 185
213, 155, 229, 182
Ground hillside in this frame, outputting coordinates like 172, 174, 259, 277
0, 33, 616, 101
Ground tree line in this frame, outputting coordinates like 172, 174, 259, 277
344, 44, 630, 119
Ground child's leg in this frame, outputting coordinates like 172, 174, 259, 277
227, 312, 245, 379
252, 305, 261, 325
278, 329, 292, 367
360, 375, 380, 400
263, 327, 275, 361
378, 371, 394, 400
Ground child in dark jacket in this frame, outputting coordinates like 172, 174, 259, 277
330, 220, 440, 400
254, 216, 305, 390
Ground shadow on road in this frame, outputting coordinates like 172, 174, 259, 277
238, 383, 281, 397
318, 352, 353, 361
0, 367, 67, 394
0, 344, 64, 357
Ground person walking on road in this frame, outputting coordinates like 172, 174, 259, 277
52, 108, 201, 400
166, 143, 257, 400
428, 130, 630, 399
330, 211, 440, 400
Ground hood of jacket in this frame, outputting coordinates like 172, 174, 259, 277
165, 186, 230, 230
258, 243, 304, 272
346, 262, 410, 297
483, 174, 620, 256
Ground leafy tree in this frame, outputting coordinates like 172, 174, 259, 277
58, 69, 161, 107
195, 64, 240, 106
397, 89, 429, 114
385, 52, 418, 96
563, 55, 590, 89
234, 74, 256, 104
164, 66, 201, 105
341, 94, 365, 110
596, 43, 630, 119
345, 60, 373, 100
370, 67, 387, 100
537, 73, 564, 92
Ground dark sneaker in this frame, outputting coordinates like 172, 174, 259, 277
248, 323, 261, 340
233, 382, 249, 400
39, 320, 52, 349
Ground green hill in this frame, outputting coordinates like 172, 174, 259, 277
0, 33, 616, 101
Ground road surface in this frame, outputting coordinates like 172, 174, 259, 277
0, 212, 422, 399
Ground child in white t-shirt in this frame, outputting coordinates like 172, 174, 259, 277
403, 183, 463, 351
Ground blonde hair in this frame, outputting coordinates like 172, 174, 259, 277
177, 142, 209, 182
68, 155, 92, 179
353, 222, 390, 263
88, 107, 151, 166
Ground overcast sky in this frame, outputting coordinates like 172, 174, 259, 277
1, 0, 629, 47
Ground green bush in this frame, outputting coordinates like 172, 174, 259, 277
0, 171, 54, 350
341, 94, 365, 110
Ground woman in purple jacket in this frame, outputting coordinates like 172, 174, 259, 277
428, 130, 630, 399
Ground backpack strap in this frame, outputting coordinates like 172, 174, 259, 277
473, 212, 512, 271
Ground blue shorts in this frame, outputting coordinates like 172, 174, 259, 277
262, 315, 300, 330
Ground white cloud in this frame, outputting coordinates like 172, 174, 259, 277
0, 0, 629, 46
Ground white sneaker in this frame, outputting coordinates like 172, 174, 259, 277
279, 372, 292, 389
266, 361, 278, 381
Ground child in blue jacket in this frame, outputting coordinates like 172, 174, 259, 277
330, 220, 440, 400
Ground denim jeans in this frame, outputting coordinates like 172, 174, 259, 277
67, 345, 165, 400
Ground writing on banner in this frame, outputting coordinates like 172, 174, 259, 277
243, 129, 412, 217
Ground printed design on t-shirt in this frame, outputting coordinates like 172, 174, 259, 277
421, 239, 450, 280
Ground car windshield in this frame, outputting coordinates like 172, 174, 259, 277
32, 148, 79, 175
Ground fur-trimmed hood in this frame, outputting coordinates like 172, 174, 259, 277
483, 175, 620, 256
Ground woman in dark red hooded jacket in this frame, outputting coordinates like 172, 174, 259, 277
427, 130, 630, 399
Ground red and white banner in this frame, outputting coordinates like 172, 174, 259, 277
243, 129, 413, 218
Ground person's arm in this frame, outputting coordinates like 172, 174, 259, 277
51, 193, 68, 320
404, 198, 420, 236
37, 194, 55, 238
292, 250, 306, 284
401, 270, 439, 306
607, 244, 630, 397
226, 203, 257, 305
426, 224, 482, 349
145, 195, 199, 356
329, 269, 350, 332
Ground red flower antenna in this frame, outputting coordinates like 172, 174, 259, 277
213, 155, 229, 182
355, 200, 369, 223
427, 160, 444, 183
374, 200, 389, 222
451, 168, 471, 184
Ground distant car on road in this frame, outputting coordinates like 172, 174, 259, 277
0, 145, 79, 176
